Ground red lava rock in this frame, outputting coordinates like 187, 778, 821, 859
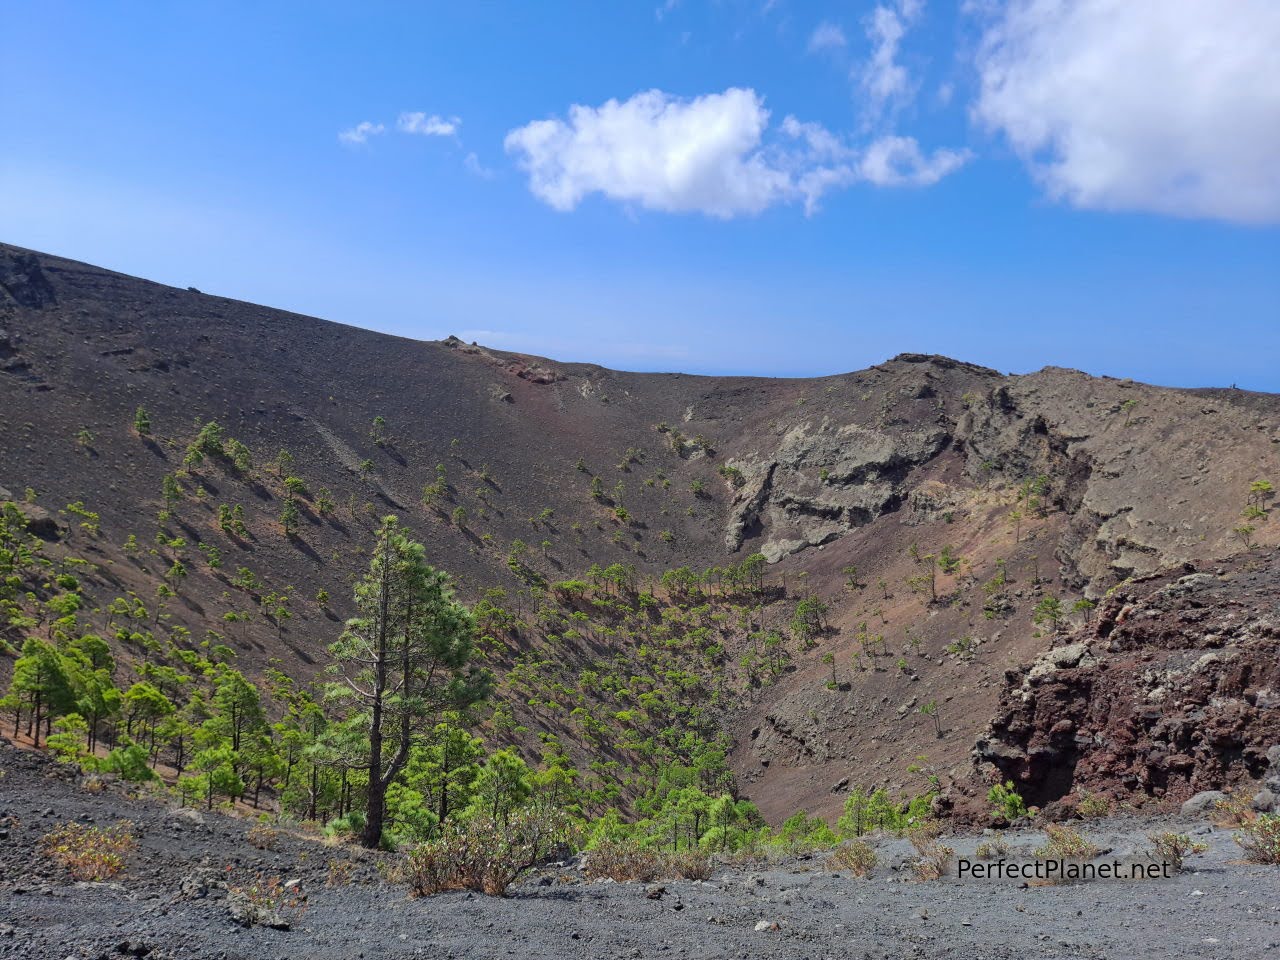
973, 552, 1280, 808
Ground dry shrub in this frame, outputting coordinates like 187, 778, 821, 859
1148, 832, 1208, 872
40, 820, 137, 881
408, 803, 576, 897
666, 850, 712, 881
908, 826, 953, 881
1034, 824, 1099, 860
584, 841, 660, 882
975, 837, 1009, 860
1234, 813, 1280, 865
827, 840, 877, 877
583, 841, 712, 882
246, 823, 280, 850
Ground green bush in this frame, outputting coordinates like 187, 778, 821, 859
1148, 832, 1206, 871
92, 742, 156, 783
987, 781, 1028, 820
1235, 813, 1280, 864
407, 803, 576, 896
837, 787, 934, 837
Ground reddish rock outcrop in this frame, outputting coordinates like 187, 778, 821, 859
973, 549, 1280, 808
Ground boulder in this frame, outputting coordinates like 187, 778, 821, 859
1252, 789, 1278, 814
1180, 791, 1227, 817
227, 890, 289, 930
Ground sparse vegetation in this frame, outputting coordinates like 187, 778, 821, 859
227, 874, 307, 928
40, 820, 137, 881
827, 839, 877, 876
1034, 824, 1099, 860
908, 825, 953, 880
1148, 831, 1206, 871
1233, 813, 1280, 864
246, 822, 280, 850
1075, 790, 1112, 819
975, 836, 1009, 859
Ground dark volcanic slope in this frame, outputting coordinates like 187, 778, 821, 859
2, 241, 1279, 818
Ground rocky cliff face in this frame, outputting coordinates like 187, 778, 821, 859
725, 421, 951, 560
721, 356, 1280, 590
957, 368, 1280, 588
974, 550, 1280, 809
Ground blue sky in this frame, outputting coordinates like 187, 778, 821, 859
2, 1, 1278, 389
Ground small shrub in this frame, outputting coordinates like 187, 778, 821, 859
1034, 824, 1099, 860
987, 781, 1028, 820
666, 850, 712, 880
1148, 832, 1207, 872
975, 837, 1010, 860
582, 841, 711, 883
827, 840, 877, 876
40, 820, 137, 881
1213, 794, 1254, 828
227, 874, 306, 928
324, 811, 366, 842
246, 823, 280, 851
326, 858, 356, 886
1075, 791, 1113, 819
405, 839, 459, 894
584, 840, 661, 882
407, 803, 576, 897
908, 825, 953, 881
1234, 813, 1280, 864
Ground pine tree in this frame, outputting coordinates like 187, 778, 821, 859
327, 516, 492, 848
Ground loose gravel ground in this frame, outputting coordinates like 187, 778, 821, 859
2, 742, 1277, 960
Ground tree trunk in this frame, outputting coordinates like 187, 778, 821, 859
360, 527, 395, 849
32, 692, 42, 747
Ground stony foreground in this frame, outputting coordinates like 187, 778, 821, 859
2, 743, 1278, 960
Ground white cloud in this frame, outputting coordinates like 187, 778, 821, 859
862, 1, 924, 117
505, 88, 969, 218
858, 135, 970, 186
398, 112, 460, 137
972, 0, 1280, 223
338, 121, 385, 145
808, 21, 847, 53
505, 89, 788, 217
464, 152, 495, 179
